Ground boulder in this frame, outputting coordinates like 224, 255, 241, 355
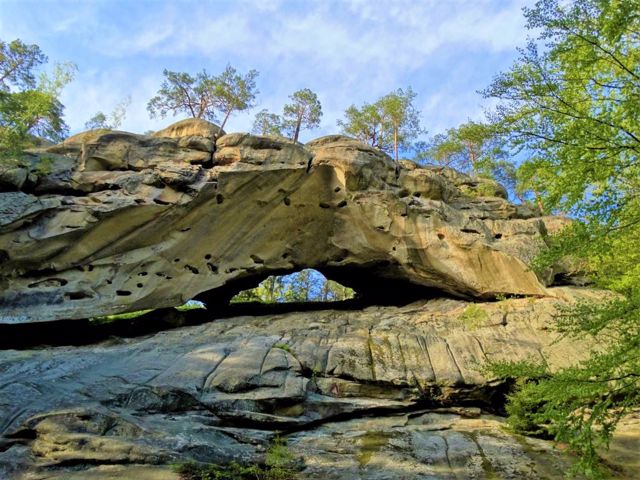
151, 118, 225, 139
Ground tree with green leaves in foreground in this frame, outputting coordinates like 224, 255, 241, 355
282, 88, 322, 142
483, 0, 640, 477
85, 95, 131, 130
252, 108, 283, 136
147, 65, 259, 133
0, 39, 76, 156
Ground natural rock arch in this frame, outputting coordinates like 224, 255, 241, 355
0, 120, 564, 324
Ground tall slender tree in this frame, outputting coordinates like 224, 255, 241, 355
338, 87, 423, 160
211, 65, 259, 132
378, 87, 422, 161
282, 88, 322, 142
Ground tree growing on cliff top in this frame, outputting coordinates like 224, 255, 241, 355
211, 65, 259, 132
0, 39, 76, 156
416, 120, 525, 202
147, 65, 259, 132
378, 87, 422, 161
282, 88, 322, 142
85, 95, 131, 130
337, 102, 386, 149
252, 108, 283, 136
337, 87, 423, 161
483, 0, 640, 476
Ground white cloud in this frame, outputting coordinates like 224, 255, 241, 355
4, 0, 533, 139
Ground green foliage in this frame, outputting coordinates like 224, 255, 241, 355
264, 437, 297, 480
89, 309, 153, 324
147, 65, 259, 132
337, 87, 424, 161
252, 109, 283, 136
0, 39, 46, 90
273, 343, 293, 354
337, 102, 386, 149
231, 269, 355, 304
0, 39, 75, 159
416, 120, 519, 196
212, 65, 259, 132
282, 88, 322, 142
481, 1, 640, 475
175, 437, 297, 480
458, 304, 489, 330
85, 95, 131, 130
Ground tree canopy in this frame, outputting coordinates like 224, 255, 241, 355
337, 87, 423, 161
147, 65, 258, 132
417, 120, 522, 201
282, 88, 322, 142
211, 65, 259, 132
0, 39, 75, 155
484, 0, 640, 476
232, 269, 354, 304
251, 108, 283, 136
85, 96, 131, 131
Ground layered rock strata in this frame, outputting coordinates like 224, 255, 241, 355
3, 287, 634, 480
1, 121, 564, 323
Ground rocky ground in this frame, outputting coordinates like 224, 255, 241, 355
1, 287, 637, 479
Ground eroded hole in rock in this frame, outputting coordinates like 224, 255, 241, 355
184, 264, 199, 274
206, 263, 218, 273
65, 291, 92, 300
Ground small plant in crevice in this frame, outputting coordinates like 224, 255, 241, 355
459, 304, 489, 330
273, 343, 293, 354
175, 436, 298, 480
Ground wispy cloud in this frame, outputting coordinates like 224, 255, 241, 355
2, 0, 532, 140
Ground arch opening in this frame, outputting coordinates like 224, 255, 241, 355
230, 269, 355, 304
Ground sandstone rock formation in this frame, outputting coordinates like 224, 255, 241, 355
0, 120, 566, 323
2, 287, 636, 479
1, 120, 636, 479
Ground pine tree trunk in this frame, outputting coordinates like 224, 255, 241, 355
394, 128, 398, 162
293, 110, 303, 143
219, 109, 232, 134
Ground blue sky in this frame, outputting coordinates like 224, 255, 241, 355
1, 0, 533, 142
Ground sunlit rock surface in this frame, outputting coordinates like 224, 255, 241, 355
0, 120, 566, 324
3, 287, 637, 479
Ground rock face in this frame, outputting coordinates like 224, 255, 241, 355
0, 121, 563, 323
3, 287, 635, 479
1, 120, 637, 479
